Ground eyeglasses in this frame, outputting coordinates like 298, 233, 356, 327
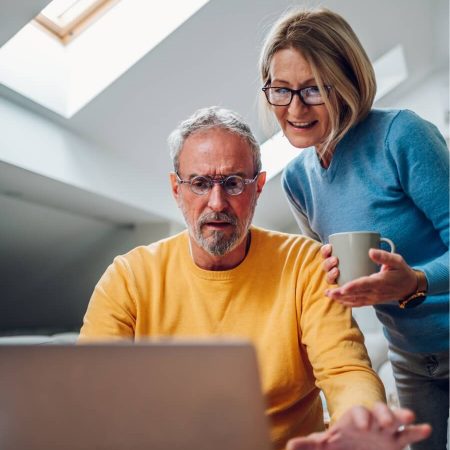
176, 173, 259, 196
262, 85, 331, 106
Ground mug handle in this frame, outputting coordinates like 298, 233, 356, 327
380, 237, 396, 253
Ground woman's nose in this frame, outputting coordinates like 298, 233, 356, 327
288, 92, 308, 115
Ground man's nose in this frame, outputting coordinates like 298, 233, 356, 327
207, 183, 229, 211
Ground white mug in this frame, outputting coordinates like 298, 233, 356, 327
329, 231, 396, 286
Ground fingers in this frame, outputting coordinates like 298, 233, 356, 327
326, 288, 375, 307
348, 405, 372, 430
397, 424, 432, 448
325, 265, 339, 284
323, 256, 338, 273
390, 407, 416, 426
325, 280, 384, 306
321, 244, 339, 284
371, 404, 431, 448
321, 244, 332, 258
324, 249, 417, 305
286, 432, 327, 450
371, 403, 401, 432
325, 269, 413, 306
368, 249, 405, 268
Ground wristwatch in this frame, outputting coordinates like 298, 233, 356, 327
398, 270, 428, 309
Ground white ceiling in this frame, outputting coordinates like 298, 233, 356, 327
0, 0, 448, 232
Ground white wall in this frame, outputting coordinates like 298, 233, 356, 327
0, 96, 173, 224
376, 68, 449, 140
0, 192, 173, 334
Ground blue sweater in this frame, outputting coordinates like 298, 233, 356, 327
282, 109, 449, 353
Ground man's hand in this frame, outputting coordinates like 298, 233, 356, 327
321, 245, 418, 307
286, 403, 431, 450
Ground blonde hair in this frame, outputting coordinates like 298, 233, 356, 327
259, 7, 376, 160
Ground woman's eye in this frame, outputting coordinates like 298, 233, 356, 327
274, 87, 290, 95
305, 86, 321, 95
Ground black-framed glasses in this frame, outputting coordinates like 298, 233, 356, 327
262, 85, 331, 106
176, 173, 259, 196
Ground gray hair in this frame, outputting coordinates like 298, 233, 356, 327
168, 106, 261, 174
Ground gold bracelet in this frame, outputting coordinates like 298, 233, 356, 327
398, 270, 428, 309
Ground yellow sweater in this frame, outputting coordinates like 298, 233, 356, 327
80, 226, 385, 449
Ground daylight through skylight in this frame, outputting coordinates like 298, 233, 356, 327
0, 0, 210, 118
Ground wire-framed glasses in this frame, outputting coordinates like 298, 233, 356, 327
176, 173, 259, 196
262, 85, 331, 106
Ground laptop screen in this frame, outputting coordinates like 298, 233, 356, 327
0, 340, 272, 450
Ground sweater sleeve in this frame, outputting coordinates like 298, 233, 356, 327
298, 242, 386, 421
78, 255, 137, 342
282, 168, 321, 241
386, 110, 449, 295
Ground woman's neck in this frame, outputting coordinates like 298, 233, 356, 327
315, 145, 334, 169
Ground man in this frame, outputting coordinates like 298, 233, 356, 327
80, 107, 430, 450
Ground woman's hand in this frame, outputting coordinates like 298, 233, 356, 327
286, 403, 432, 450
321, 244, 339, 284
322, 245, 419, 307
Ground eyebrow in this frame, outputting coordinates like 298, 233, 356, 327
184, 171, 249, 179
270, 78, 316, 87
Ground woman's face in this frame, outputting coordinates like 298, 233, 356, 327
268, 48, 330, 150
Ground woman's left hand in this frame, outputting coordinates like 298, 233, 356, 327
325, 249, 418, 307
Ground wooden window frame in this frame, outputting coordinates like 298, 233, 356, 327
34, 0, 119, 45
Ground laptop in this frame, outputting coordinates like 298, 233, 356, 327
0, 340, 272, 450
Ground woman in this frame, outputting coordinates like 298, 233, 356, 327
259, 7, 449, 450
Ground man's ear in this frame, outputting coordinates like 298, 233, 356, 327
255, 171, 266, 197
169, 172, 181, 205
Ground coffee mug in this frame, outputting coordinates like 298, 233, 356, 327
328, 231, 396, 286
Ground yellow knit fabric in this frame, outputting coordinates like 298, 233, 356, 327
80, 226, 385, 449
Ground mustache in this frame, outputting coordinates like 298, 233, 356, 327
198, 212, 237, 227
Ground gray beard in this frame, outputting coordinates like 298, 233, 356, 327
196, 228, 240, 256
181, 203, 256, 257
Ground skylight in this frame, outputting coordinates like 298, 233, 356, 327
35, 0, 118, 44
0, 0, 209, 118
260, 45, 408, 181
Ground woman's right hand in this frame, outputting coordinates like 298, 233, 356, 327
320, 244, 339, 284
321, 245, 419, 307
286, 403, 432, 450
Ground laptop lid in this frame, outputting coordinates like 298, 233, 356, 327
0, 340, 272, 450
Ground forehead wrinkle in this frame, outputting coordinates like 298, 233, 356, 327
178, 130, 254, 178
185, 171, 248, 180
269, 48, 315, 88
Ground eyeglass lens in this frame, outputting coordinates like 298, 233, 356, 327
190, 176, 245, 195
265, 86, 326, 106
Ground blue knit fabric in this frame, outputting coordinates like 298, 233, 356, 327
282, 109, 449, 353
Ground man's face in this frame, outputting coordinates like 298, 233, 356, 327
170, 128, 265, 260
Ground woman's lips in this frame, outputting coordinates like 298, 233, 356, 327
287, 120, 318, 129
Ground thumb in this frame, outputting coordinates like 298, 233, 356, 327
287, 433, 326, 450
368, 248, 402, 268
398, 424, 432, 448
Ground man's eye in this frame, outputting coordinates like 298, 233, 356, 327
225, 177, 240, 188
191, 177, 210, 188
